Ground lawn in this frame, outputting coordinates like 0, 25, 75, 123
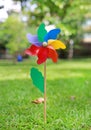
0, 58, 91, 130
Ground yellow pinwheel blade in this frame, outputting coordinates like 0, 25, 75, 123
48, 40, 66, 50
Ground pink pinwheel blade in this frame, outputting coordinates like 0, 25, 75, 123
27, 33, 42, 46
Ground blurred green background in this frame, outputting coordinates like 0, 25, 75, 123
0, 0, 91, 60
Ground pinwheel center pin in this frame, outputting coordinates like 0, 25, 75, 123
43, 42, 48, 47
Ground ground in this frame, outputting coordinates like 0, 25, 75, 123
0, 58, 91, 130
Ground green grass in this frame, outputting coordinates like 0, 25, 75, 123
0, 58, 91, 130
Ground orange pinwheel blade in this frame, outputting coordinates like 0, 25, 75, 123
47, 46, 58, 63
48, 40, 66, 50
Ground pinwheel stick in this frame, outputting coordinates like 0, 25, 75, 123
44, 61, 47, 124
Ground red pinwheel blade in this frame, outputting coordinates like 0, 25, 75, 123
25, 45, 39, 56
37, 47, 48, 64
47, 46, 58, 62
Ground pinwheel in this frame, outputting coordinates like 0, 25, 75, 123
25, 23, 66, 124
25, 23, 66, 64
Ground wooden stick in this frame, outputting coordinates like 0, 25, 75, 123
44, 61, 46, 124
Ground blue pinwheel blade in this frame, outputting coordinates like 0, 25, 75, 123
27, 33, 42, 46
44, 28, 61, 42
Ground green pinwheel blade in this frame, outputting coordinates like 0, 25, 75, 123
30, 67, 44, 93
37, 23, 47, 42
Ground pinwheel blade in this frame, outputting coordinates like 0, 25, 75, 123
48, 40, 66, 49
27, 33, 42, 46
37, 23, 47, 42
37, 47, 48, 64
44, 28, 61, 42
25, 45, 39, 56
48, 46, 58, 62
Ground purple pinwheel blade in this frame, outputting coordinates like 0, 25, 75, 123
27, 33, 42, 46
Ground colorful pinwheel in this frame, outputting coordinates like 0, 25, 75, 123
25, 23, 66, 124
25, 23, 66, 64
